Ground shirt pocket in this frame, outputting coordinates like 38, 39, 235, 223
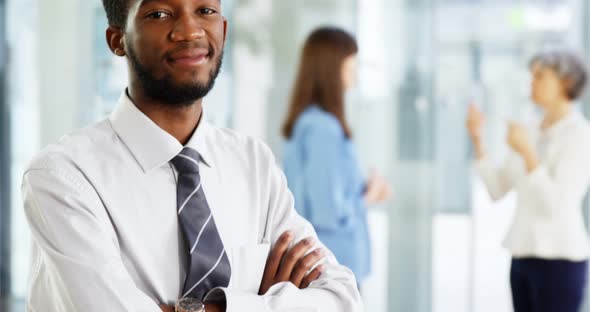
228, 243, 270, 293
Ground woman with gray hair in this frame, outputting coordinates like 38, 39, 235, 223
467, 49, 590, 312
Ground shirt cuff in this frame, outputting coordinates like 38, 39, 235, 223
205, 288, 270, 312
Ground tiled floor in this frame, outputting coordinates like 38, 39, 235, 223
0, 297, 24, 312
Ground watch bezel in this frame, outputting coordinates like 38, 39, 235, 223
175, 297, 205, 312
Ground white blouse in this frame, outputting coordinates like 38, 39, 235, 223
476, 110, 590, 261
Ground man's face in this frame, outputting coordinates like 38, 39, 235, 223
122, 0, 227, 105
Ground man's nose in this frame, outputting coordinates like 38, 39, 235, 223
170, 15, 206, 42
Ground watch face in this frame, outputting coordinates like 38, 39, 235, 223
175, 297, 205, 312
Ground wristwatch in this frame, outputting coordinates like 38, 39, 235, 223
175, 297, 205, 312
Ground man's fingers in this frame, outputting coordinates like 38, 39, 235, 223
276, 237, 316, 281
159, 305, 174, 312
301, 265, 324, 289
290, 248, 326, 287
259, 231, 294, 295
264, 232, 293, 278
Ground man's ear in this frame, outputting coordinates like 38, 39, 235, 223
222, 17, 228, 47
106, 26, 126, 57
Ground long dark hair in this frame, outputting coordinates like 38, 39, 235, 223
282, 27, 358, 139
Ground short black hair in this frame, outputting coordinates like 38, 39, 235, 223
102, 0, 131, 28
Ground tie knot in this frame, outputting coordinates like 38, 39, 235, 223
171, 148, 201, 174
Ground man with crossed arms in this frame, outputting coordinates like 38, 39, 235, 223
21, 0, 362, 311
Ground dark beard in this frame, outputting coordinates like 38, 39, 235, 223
127, 45, 223, 107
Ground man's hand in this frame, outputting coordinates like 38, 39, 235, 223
259, 231, 326, 295
160, 302, 225, 312
204, 302, 225, 312
160, 304, 174, 312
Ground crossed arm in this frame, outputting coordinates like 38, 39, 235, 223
24, 142, 361, 311
160, 231, 326, 311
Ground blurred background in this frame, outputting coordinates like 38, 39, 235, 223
2, 0, 590, 311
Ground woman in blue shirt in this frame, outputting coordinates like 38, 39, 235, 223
281, 27, 391, 285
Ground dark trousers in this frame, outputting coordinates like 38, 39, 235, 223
510, 258, 588, 312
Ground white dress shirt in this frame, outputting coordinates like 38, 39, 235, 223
22, 91, 362, 312
476, 110, 590, 261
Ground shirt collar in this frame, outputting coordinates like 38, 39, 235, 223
109, 90, 214, 173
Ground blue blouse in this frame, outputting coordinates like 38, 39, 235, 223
283, 106, 371, 281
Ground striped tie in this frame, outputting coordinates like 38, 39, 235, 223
171, 147, 231, 300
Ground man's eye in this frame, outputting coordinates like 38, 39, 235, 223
147, 11, 170, 19
199, 8, 217, 15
